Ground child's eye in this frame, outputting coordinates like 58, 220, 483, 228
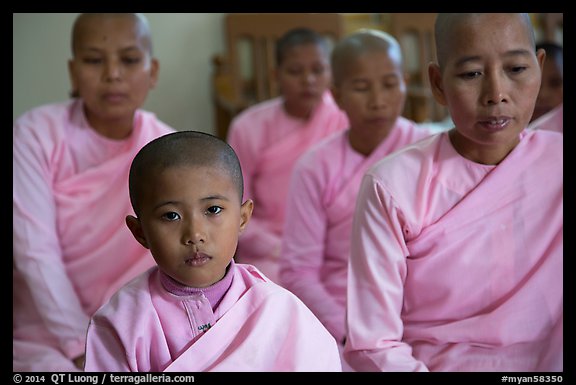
206, 206, 223, 215
162, 212, 181, 221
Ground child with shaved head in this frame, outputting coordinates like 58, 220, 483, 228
278, 29, 433, 371
13, 13, 175, 371
344, 13, 562, 371
83, 131, 342, 372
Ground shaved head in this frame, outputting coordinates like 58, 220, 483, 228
434, 13, 535, 70
331, 28, 403, 86
129, 131, 244, 216
71, 13, 153, 55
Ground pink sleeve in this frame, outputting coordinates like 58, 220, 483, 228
13, 116, 89, 359
84, 318, 131, 372
84, 274, 151, 372
227, 116, 280, 259
344, 173, 428, 371
279, 156, 345, 343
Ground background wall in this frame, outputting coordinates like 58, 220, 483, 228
13, 13, 225, 135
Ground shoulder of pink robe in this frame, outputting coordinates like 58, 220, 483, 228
279, 118, 433, 344
13, 100, 175, 371
345, 130, 562, 371
85, 264, 342, 372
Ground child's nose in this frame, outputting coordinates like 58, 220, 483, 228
182, 217, 205, 245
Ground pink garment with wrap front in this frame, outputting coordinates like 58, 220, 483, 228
345, 129, 563, 372
13, 99, 174, 371
227, 91, 348, 282
279, 117, 432, 348
84, 262, 342, 372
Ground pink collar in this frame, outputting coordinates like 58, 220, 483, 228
159, 261, 235, 310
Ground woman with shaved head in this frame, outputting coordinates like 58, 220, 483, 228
13, 13, 175, 371
344, 13, 562, 372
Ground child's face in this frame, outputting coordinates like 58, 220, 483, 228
532, 54, 563, 121
430, 14, 544, 154
276, 43, 331, 117
68, 15, 158, 126
130, 165, 252, 288
332, 50, 406, 140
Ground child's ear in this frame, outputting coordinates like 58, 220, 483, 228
239, 199, 254, 233
428, 62, 447, 106
125, 215, 150, 249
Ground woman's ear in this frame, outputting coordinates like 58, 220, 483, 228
330, 84, 344, 110
428, 62, 448, 106
68, 59, 79, 98
125, 215, 149, 249
239, 199, 254, 233
149, 58, 160, 89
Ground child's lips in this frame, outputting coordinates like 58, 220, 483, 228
185, 252, 211, 267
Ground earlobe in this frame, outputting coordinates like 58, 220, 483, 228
239, 199, 254, 233
125, 215, 150, 249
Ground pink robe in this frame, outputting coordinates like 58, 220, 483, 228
13, 99, 175, 371
345, 129, 563, 372
529, 103, 563, 133
84, 263, 342, 372
227, 91, 348, 283
279, 118, 432, 348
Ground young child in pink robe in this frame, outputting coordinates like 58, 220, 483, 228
344, 13, 563, 372
278, 29, 434, 371
83, 131, 342, 372
13, 13, 175, 372
227, 28, 349, 283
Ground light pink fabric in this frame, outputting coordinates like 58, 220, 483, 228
13, 99, 175, 371
529, 103, 563, 133
279, 118, 432, 349
227, 92, 348, 283
84, 263, 342, 372
345, 129, 563, 372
